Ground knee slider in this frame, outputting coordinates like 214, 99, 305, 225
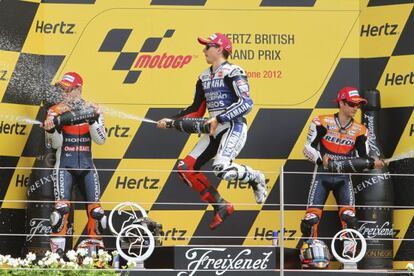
50, 202, 70, 233
90, 206, 107, 235
213, 163, 237, 181
341, 209, 358, 229
301, 213, 319, 236
177, 159, 190, 177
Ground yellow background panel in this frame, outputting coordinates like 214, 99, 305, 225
91, 104, 149, 159
315, 0, 361, 10
205, 0, 262, 9
2, 157, 35, 209
391, 112, 414, 159
148, 210, 205, 246
244, 210, 302, 247
359, 5, 412, 57
377, 55, 414, 108
0, 51, 20, 99
0, 104, 39, 156
393, 210, 414, 259
58, 8, 358, 107
100, 159, 177, 211
73, 210, 89, 246
22, 5, 98, 55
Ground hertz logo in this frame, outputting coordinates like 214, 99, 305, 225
105, 125, 130, 138
360, 23, 398, 37
99, 29, 192, 84
0, 121, 27, 135
115, 176, 160, 189
161, 228, 187, 241
35, 20, 75, 34
254, 227, 296, 241
384, 72, 414, 86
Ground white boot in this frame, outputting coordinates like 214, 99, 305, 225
250, 171, 267, 204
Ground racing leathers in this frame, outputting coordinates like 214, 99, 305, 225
301, 113, 370, 238
46, 102, 107, 252
173, 61, 266, 229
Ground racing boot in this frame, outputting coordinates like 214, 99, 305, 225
209, 200, 234, 230
249, 171, 268, 204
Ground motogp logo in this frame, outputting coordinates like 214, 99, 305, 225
99, 29, 192, 84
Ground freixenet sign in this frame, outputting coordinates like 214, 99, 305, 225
175, 246, 275, 276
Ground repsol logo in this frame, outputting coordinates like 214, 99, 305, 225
115, 176, 160, 189
99, 29, 193, 84
360, 23, 398, 37
324, 135, 354, 146
161, 227, 187, 241
254, 227, 296, 241
35, 20, 75, 34
105, 125, 130, 138
0, 121, 26, 135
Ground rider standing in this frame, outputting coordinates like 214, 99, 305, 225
301, 87, 384, 239
42, 72, 107, 253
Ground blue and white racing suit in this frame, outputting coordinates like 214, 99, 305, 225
173, 61, 258, 203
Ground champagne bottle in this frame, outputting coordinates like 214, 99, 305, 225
166, 117, 210, 134
355, 89, 394, 269
24, 107, 56, 258
53, 108, 98, 127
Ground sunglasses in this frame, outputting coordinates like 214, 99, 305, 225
205, 43, 220, 50
344, 101, 361, 108
55, 84, 76, 94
